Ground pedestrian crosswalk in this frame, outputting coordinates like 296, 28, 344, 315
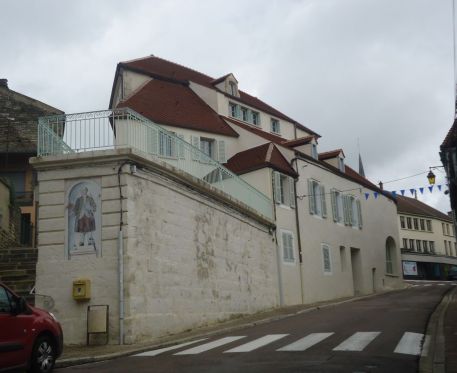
132, 331, 429, 358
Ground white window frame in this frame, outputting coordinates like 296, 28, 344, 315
311, 143, 318, 159
274, 171, 296, 208
281, 230, 295, 264
308, 179, 327, 218
159, 131, 177, 158
400, 216, 405, 229
251, 111, 260, 126
229, 102, 239, 118
270, 118, 280, 134
322, 243, 332, 275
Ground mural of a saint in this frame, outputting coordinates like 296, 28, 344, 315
67, 180, 101, 256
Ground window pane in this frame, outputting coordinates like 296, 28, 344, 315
400, 216, 405, 229
0, 287, 11, 313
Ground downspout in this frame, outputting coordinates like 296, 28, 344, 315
117, 161, 129, 345
271, 170, 284, 307
291, 157, 305, 304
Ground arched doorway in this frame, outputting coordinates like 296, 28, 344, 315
385, 236, 397, 275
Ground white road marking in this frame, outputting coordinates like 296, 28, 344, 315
224, 334, 288, 353
423, 284, 432, 287
437, 283, 446, 286
133, 338, 208, 356
277, 333, 334, 352
394, 332, 425, 355
333, 332, 381, 351
421, 335, 431, 357
174, 336, 245, 355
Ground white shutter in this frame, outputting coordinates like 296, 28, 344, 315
273, 171, 282, 204
289, 177, 296, 208
191, 136, 200, 160
320, 185, 327, 218
343, 196, 349, 225
357, 199, 363, 229
331, 190, 337, 222
177, 134, 185, 159
217, 140, 226, 163
308, 179, 315, 215
348, 197, 353, 226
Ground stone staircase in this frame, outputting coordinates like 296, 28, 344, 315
0, 247, 37, 304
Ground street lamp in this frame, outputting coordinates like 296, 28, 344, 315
427, 169, 436, 185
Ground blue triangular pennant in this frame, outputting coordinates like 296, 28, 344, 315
438, 185, 442, 191
410, 188, 415, 196
374, 192, 378, 199
400, 190, 405, 196
419, 187, 424, 194
365, 193, 369, 200
428, 186, 433, 193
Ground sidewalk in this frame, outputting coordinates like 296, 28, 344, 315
444, 286, 457, 372
56, 290, 396, 368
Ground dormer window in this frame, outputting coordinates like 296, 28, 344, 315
311, 144, 318, 159
338, 157, 345, 172
229, 81, 237, 96
241, 107, 248, 121
252, 111, 260, 125
271, 119, 280, 134
229, 102, 239, 118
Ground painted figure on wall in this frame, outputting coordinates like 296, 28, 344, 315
72, 187, 97, 248
67, 180, 101, 256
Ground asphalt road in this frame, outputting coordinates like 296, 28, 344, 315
58, 282, 456, 373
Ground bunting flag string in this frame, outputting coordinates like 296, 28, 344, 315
362, 184, 449, 200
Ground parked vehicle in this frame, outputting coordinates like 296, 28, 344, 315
448, 266, 457, 281
0, 282, 63, 372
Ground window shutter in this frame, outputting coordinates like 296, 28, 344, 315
308, 180, 315, 215
289, 177, 296, 208
357, 199, 363, 229
348, 197, 353, 226
273, 171, 281, 204
331, 190, 337, 222
343, 196, 349, 225
191, 136, 200, 160
320, 185, 327, 218
177, 134, 185, 159
288, 234, 294, 261
217, 140, 226, 163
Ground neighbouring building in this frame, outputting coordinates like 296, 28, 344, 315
397, 195, 457, 280
33, 56, 403, 345
441, 116, 457, 233
0, 79, 64, 247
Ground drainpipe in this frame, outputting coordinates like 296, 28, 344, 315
117, 161, 128, 345
291, 157, 305, 304
271, 170, 284, 306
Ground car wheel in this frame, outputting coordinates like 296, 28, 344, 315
30, 336, 55, 373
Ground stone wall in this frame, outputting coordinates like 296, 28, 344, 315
32, 148, 278, 345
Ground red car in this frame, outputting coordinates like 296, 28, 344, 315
0, 282, 63, 372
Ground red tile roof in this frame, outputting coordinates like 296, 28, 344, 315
222, 116, 286, 145
396, 195, 451, 221
225, 142, 298, 178
282, 136, 316, 147
118, 55, 319, 137
441, 117, 457, 148
116, 79, 239, 137
318, 149, 344, 160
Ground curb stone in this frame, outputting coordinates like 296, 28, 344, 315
55, 286, 408, 368
419, 286, 457, 373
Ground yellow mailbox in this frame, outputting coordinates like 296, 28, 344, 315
72, 278, 91, 301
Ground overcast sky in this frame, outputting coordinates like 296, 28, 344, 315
1, 0, 455, 212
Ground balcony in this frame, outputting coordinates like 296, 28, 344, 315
37, 108, 273, 220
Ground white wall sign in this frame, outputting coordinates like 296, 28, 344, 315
402, 261, 418, 276
66, 179, 101, 258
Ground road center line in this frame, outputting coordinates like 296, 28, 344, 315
277, 333, 334, 352
333, 332, 381, 351
224, 334, 288, 353
133, 338, 208, 356
174, 336, 246, 355
394, 332, 425, 355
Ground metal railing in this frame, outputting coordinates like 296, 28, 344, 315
37, 108, 273, 220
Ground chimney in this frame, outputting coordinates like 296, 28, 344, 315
0, 79, 8, 89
